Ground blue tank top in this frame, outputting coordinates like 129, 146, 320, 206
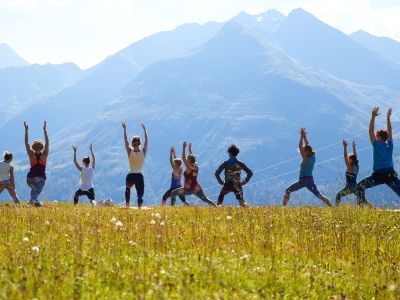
170, 172, 182, 190
300, 156, 315, 178
373, 140, 394, 172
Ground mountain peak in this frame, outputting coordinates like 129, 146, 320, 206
255, 9, 285, 21
0, 43, 29, 69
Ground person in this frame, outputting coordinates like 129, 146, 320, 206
24, 121, 49, 206
282, 128, 332, 207
336, 140, 359, 206
0, 151, 20, 205
122, 122, 148, 208
171, 142, 217, 207
161, 146, 189, 206
356, 107, 400, 205
215, 144, 253, 207
73, 144, 96, 206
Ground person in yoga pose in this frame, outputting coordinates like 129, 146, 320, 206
24, 121, 49, 206
215, 144, 253, 207
356, 107, 400, 205
336, 140, 359, 206
161, 146, 189, 206
0, 151, 20, 205
123, 122, 148, 208
282, 128, 332, 207
73, 144, 96, 206
171, 142, 216, 207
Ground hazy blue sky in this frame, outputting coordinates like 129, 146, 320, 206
1, 0, 399, 68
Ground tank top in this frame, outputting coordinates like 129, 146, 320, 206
184, 164, 200, 191
0, 161, 11, 181
128, 150, 145, 174
299, 156, 315, 178
170, 169, 182, 190
27, 153, 46, 179
80, 167, 95, 191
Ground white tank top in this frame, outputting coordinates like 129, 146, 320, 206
0, 161, 11, 181
80, 167, 94, 191
129, 150, 145, 174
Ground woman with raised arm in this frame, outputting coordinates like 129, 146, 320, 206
336, 140, 359, 206
122, 122, 148, 209
24, 121, 49, 206
170, 142, 216, 207
356, 107, 400, 205
72, 144, 97, 206
0, 151, 21, 205
282, 128, 332, 207
161, 146, 189, 206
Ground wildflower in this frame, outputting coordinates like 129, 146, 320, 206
154, 213, 161, 219
150, 220, 156, 225
115, 221, 123, 227
240, 254, 250, 261
226, 216, 233, 220
32, 246, 40, 253
23, 237, 29, 242
160, 222, 165, 226
129, 240, 136, 246
111, 217, 117, 223
44, 220, 50, 226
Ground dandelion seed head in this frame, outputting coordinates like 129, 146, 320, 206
32, 246, 40, 253
150, 220, 156, 225
23, 237, 29, 242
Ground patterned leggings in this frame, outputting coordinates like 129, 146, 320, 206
171, 187, 216, 207
0, 180, 20, 204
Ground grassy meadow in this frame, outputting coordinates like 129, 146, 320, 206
0, 204, 400, 299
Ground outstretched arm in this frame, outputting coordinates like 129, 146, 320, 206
90, 144, 96, 169
370, 107, 379, 143
24, 122, 34, 157
387, 108, 393, 141
352, 140, 357, 157
188, 142, 193, 154
122, 122, 131, 156
73, 146, 82, 172
141, 123, 148, 156
342, 140, 351, 168
43, 121, 49, 157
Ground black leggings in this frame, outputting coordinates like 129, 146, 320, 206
74, 188, 95, 204
126, 173, 144, 206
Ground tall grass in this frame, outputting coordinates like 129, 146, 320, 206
0, 204, 399, 299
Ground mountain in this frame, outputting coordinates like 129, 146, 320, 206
0, 43, 29, 69
0, 63, 83, 126
350, 30, 400, 64
0, 22, 223, 147
19, 21, 399, 207
231, 9, 284, 34
273, 8, 400, 89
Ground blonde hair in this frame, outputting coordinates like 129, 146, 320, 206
31, 140, 44, 152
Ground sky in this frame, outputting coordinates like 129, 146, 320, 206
1, 0, 400, 69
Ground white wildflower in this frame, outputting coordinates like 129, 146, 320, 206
111, 217, 117, 223
160, 222, 165, 226
150, 220, 156, 225
154, 213, 161, 219
129, 240, 136, 246
32, 246, 40, 253
44, 220, 50, 226
23, 237, 29, 242
115, 220, 123, 227
240, 254, 250, 261
226, 216, 233, 220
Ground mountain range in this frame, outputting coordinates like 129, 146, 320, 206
1, 8, 400, 207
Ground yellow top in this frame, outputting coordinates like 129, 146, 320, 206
128, 150, 145, 174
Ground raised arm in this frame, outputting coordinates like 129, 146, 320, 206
169, 147, 175, 169
73, 146, 82, 172
122, 122, 131, 156
182, 142, 190, 169
370, 107, 379, 143
299, 128, 307, 160
188, 143, 193, 154
387, 108, 393, 141
24, 122, 34, 157
43, 121, 49, 157
352, 140, 357, 157
141, 123, 148, 156
90, 144, 96, 169
342, 140, 351, 168
215, 162, 226, 185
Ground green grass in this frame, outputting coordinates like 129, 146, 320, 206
0, 204, 400, 299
